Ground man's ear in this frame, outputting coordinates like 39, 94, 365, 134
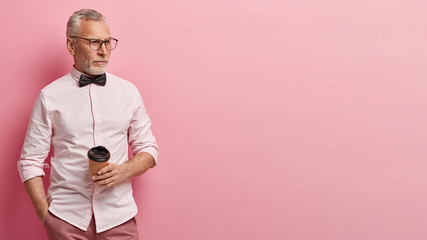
67, 38, 75, 55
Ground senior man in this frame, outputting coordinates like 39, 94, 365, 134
18, 9, 158, 240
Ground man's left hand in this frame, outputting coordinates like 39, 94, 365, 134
92, 163, 129, 187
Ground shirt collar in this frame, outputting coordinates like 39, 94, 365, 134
71, 66, 84, 84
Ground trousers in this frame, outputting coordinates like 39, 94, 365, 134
44, 211, 139, 240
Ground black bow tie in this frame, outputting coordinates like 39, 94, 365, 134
79, 73, 107, 87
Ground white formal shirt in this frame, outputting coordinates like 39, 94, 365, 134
18, 67, 159, 232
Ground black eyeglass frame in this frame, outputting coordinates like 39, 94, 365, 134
70, 36, 119, 50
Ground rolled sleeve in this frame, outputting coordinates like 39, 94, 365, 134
128, 92, 159, 165
18, 91, 52, 182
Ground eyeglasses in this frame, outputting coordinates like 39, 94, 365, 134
71, 36, 118, 50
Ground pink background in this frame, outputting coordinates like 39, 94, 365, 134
1, 0, 427, 239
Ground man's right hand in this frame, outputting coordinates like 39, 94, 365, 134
40, 208, 49, 223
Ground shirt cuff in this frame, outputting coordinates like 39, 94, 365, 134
17, 161, 49, 182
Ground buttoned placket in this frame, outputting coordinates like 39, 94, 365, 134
88, 83, 104, 230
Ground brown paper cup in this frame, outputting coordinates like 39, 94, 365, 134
88, 146, 110, 178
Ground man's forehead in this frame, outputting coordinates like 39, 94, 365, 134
78, 19, 110, 38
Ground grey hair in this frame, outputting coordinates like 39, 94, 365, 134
66, 9, 107, 37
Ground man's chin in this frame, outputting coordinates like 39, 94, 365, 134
86, 67, 107, 76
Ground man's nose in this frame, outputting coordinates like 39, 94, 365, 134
97, 42, 108, 56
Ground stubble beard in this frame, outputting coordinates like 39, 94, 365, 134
85, 61, 108, 76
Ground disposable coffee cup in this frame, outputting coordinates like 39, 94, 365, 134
88, 146, 110, 178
